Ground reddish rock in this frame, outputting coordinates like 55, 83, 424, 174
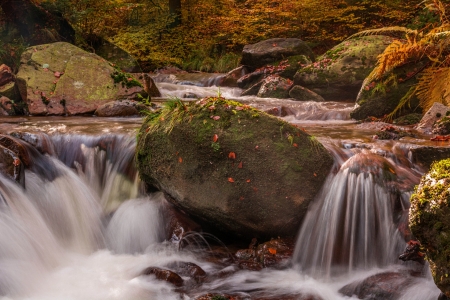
140, 267, 183, 287
162, 200, 202, 241
220, 66, 250, 87
0, 64, 14, 86
94, 100, 148, 117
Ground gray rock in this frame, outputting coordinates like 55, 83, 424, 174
415, 102, 450, 134
289, 85, 325, 102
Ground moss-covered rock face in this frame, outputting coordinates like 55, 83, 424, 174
294, 36, 394, 101
16, 42, 146, 115
136, 97, 334, 239
350, 61, 424, 120
410, 159, 450, 297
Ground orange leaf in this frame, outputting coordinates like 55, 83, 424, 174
213, 134, 218, 142
293, 143, 298, 147
13, 158, 20, 166
228, 177, 235, 183
238, 161, 243, 168
228, 152, 236, 159
178, 157, 183, 163
268, 248, 277, 255
313, 173, 317, 177
246, 179, 251, 183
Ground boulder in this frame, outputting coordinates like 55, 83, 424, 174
136, 97, 333, 239
409, 159, 450, 297
433, 116, 450, 135
0, 81, 20, 101
339, 271, 417, 300
0, 96, 13, 115
220, 66, 250, 87
0, 64, 14, 86
16, 42, 145, 116
351, 60, 425, 120
289, 85, 325, 102
294, 35, 394, 101
414, 102, 450, 133
241, 38, 315, 70
94, 100, 148, 117
257, 75, 293, 99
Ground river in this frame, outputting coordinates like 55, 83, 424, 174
0, 76, 443, 299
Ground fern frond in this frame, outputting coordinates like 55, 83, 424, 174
416, 66, 450, 111
384, 86, 417, 121
346, 26, 415, 40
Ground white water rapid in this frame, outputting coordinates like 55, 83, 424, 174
0, 77, 443, 299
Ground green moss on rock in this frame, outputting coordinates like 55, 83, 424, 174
410, 159, 450, 297
136, 97, 334, 239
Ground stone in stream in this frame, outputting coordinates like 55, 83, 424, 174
136, 97, 333, 239
140, 267, 184, 287
409, 159, 450, 297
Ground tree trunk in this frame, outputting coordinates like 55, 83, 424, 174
169, 0, 182, 27
0, 0, 75, 45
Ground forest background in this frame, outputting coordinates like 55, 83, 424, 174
0, 0, 448, 73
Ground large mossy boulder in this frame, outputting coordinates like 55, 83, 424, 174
294, 35, 394, 101
136, 97, 334, 239
409, 159, 450, 297
241, 38, 315, 70
16, 42, 147, 115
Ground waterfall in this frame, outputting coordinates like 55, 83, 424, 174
292, 149, 419, 278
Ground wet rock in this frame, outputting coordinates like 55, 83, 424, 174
339, 271, 416, 300
295, 36, 393, 101
399, 240, 425, 265
0, 135, 31, 167
94, 100, 149, 117
142, 73, 161, 97
433, 116, 450, 135
257, 75, 293, 99
140, 267, 184, 287
0, 145, 23, 184
195, 293, 244, 300
16, 42, 144, 115
0, 96, 14, 115
255, 238, 294, 268
162, 200, 202, 241
165, 261, 206, 281
241, 38, 315, 70
373, 125, 415, 140
240, 81, 264, 96
410, 147, 450, 172
9, 132, 55, 155
237, 70, 266, 90
238, 260, 263, 271
264, 106, 295, 118
0, 81, 20, 103
253, 295, 322, 300
289, 85, 325, 102
136, 97, 333, 239
409, 159, 450, 297
416, 103, 450, 134
0, 64, 14, 87
221, 66, 250, 87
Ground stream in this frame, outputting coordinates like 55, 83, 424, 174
0, 75, 444, 299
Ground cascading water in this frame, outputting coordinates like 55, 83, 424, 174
0, 77, 444, 299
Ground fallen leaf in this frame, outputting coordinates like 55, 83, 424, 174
293, 143, 298, 147
212, 115, 220, 120
178, 157, 183, 163
313, 173, 317, 177
238, 161, 243, 168
228, 177, 235, 183
54, 72, 61, 78
268, 248, 277, 255
239, 196, 245, 200
213, 134, 219, 142
13, 158, 20, 166
246, 179, 251, 183
228, 152, 236, 159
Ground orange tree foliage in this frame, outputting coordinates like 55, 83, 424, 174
35, 0, 423, 71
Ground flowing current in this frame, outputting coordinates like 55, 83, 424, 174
0, 78, 443, 299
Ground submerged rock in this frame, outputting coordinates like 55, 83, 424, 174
136, 97, 333, 239
409, 159, 450, 297
94, 100, 149, 117
257, 75, 293, 99
339, 271, 417, 300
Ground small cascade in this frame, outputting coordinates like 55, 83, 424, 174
292, 148, 421, 278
